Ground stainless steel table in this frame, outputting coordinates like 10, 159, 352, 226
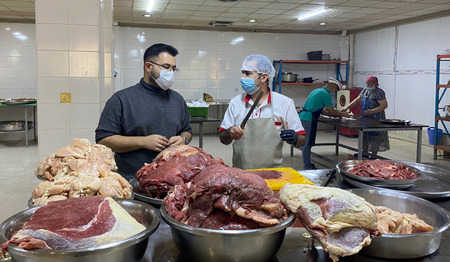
189, 117, 221, 149
0, 102, 37, 148
317, 116, 428, 162
141, 169, 450, 262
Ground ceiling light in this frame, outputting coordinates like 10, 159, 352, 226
319, 22, 327, 26
298, 7, 327, 21
146, 0, 155, 13
248, 19, 257, 23
143, 14, 152, 18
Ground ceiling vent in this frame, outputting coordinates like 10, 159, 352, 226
209, 20, 233, 26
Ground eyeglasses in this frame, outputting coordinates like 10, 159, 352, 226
149, 61, 179, 73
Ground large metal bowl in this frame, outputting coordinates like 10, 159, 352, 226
337, 160, 421, 189
160, 203, 296, 262
349, 189, 450, 259
0, 121, 33, 132
0, 199, 160, 262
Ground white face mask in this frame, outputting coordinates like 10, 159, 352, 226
152, 69, 175, 90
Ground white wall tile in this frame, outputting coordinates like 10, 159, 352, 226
37, 50, 69, 77
35, 0, 69, 24
69, 51, 99, 77
37, 103, 70, 129
69, 25, 100, 52
70, 78, 101, 103
69, 0, 100, 26
37, 77, 70, 103
36, 24, 68, 51
70, 104, 100, 129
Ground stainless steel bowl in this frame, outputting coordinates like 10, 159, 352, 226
349, 189, 450, 259
337, 160, 421, 189
0, 199, 160, 262
160, 203, 296, 262
0, 121, 33, 132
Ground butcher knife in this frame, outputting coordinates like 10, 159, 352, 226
240, 91, 264, 130
320, 169, 336, 187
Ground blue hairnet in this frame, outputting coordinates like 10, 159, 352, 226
241, 54, 275, 78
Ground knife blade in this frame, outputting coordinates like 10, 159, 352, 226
320, 169, 336, 187
240, 91, 264, 129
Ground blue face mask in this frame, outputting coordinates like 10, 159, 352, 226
241, 77, 259, 95
366, 86, 375, 91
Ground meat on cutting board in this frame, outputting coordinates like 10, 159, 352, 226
279, 184, 379, 262
1, 196, 145, 256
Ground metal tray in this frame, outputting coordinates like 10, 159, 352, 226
336, 160, 421, 189
130, 179, 163, 206
380, 119, 411, 125
5, 99, 36, 105
341, 161, 450, 199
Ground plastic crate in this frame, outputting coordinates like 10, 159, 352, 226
188, 107, 208, 117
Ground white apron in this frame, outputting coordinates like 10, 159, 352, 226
232, 107, 284, 169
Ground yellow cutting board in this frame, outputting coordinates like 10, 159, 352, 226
247, 167, 314, 191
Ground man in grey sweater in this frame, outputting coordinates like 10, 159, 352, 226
95, 43, 192, 180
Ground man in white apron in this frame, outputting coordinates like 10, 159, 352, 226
219, 54, 306, 169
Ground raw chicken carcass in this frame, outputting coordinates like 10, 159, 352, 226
279, 184, 379, 262
376, 206, 433, 234
1, 196, 145, 256
164, 164, 288, 229
136, 145, 224, 198
31, 170, 132, 206
35, 138, 117, 181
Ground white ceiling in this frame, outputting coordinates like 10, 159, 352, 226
0, 0, 449, 34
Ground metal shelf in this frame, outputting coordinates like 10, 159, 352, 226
272, 60, 349, 93
433, 55, 450, 159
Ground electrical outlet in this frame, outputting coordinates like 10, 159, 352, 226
60, 93, 71, 103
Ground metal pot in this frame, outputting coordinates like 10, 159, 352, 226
281, 72, 298, 83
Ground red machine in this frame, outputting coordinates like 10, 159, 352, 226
337, 88, 362, 136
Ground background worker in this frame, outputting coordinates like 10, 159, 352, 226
299, 78, 350, 169
341, 76, 389, 158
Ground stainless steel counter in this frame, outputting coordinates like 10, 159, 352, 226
142, 169, 450, 262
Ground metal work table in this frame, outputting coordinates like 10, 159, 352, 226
0, 103, 37, 148
189, 117, 221, 149
141, 169, 450, 262
317, 116, 428, 162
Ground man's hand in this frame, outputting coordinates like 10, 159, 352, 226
280, 129, 298, 145
168, 135, 186, 146
143, 134, 169, 152
229, 126, 244, 140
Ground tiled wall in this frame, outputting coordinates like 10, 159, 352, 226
353, 15, 450, 136
113, 27, 346, 106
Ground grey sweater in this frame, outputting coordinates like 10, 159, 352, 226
95, 79, 192, 180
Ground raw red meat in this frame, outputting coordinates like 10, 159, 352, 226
164, 164, 288, 229
348, 159, 417, 180
135, 145, 224, 198
1, 196, 145, 255
249, 170, 282, 179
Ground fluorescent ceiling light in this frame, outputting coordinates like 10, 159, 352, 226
146, 0, 155, 13
248, 19, 256, 23
298, 7, 327, 21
